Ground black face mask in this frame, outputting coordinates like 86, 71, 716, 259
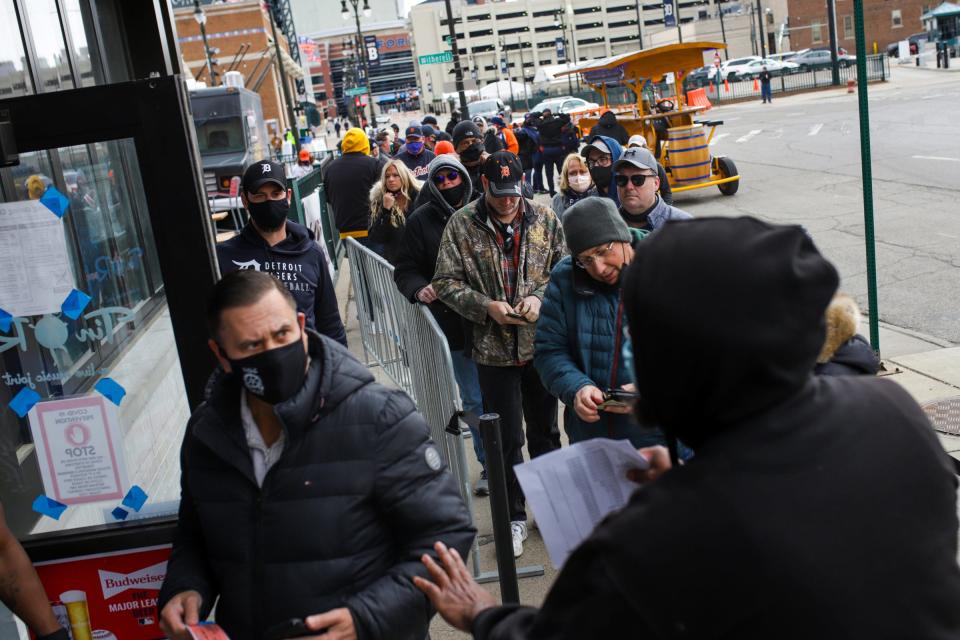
227, 338, 307, 405
459, 142, 484, 163
247, 198, 289, 231
589, 166, 612, 190
440, 183, 466, 208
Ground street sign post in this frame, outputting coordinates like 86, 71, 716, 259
419, 52, 454, 65
345, 86, 368, 96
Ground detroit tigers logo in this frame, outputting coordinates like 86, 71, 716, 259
261, 163, 272, 174
500, 165, 511, 178
232, 258, 262, 271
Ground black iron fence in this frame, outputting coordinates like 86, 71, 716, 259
506, 54, 890, 112
689, 54, 890, 103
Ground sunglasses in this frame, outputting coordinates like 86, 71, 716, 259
433, 170, 460, 185
614, 173, 657, 187
501, 224, 516, 253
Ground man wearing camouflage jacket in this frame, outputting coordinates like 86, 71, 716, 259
433, 151, 565, 558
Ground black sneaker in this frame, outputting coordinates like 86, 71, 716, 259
474, 470, 489, 496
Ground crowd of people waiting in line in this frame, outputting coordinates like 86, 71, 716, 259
93, 106, 948, 640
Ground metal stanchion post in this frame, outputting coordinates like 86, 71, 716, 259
479, 413, 520, 603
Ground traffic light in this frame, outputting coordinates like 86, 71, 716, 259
355, 97, 361, 107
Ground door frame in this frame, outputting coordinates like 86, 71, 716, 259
2, 75, 218, 411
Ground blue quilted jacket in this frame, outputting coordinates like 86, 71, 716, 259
534, 229, 669, 448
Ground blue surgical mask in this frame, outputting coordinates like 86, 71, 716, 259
407, 141, 424, 155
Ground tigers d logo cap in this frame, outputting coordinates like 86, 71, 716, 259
482, 151, 523, 198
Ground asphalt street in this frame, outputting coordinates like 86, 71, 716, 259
665, 66, 960, 346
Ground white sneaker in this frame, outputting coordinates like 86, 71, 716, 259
511, 521, 528, 558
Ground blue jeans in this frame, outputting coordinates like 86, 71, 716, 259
761, 84, 772, 102
450, 349, 485, 467
532, 151, 545, 191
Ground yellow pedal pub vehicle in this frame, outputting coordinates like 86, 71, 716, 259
560, 42, 741, 196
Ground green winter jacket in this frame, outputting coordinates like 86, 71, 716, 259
433, 196, 566, 367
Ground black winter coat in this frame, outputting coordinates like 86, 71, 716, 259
323, 152, 380, 233
588, 111, 630, 145
393, 157, 472, 351
814, 335, 880, 376
473, 218, 960, 639
537, 114, 570, 146
158, 332, 475, 640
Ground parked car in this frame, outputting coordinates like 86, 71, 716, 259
683, 65, 715, 90
375, 114, 391, 125
466, 98, 512, 123
718, 55, 762, 79
728, 58, 800, 79
530, 96, 600, 114
791, 49, 856, 71
886, 32, 929, 57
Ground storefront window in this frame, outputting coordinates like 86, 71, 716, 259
0, 139, 187, 541
0, 0, 33, 97
23, 0, 75, 93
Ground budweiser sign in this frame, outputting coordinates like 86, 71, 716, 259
98, 561, 167, 599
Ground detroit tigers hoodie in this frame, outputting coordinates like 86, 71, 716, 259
216, 220, 347, 346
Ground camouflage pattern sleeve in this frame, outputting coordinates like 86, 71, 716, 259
532, 207, 568, 300
432, 215, 492, 325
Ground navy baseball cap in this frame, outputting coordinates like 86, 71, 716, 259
482, 151, 523, 198
405, 125, 423, 139
242, 160, 285, 193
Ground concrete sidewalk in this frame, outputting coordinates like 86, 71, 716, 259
333, 259, 960, 638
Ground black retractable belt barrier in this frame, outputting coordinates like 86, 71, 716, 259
479, 413, 520, 604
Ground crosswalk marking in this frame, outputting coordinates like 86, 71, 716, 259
736, 129, 762, 143
808, 123, 824, 136
912, 155, 960, 162
710, 133, 729, 146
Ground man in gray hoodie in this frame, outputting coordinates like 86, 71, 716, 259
613, 148, 692, 232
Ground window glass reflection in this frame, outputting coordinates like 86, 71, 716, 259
0, 0, 33, 96
0, 139, 183, 540
24, 0, 75, 93
63, 0, 98, 87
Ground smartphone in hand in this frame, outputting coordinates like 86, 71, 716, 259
264, 618, 320, 640
597, 389, 639, 410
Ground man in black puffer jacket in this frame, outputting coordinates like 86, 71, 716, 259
158, 270, 474, 640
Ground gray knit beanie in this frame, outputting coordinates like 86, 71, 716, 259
562, 196, 632, 256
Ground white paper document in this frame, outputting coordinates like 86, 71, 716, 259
0, 200, 74, 317
514, 438, 649, 569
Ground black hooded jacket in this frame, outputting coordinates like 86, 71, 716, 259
217, 221, 346, 346
588, 111, 630, 145
472, 217, 960, 639
158, 331, 475, 640
393, 156, 473, 351
537, 113, 570, 146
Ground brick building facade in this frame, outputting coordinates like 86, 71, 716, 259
787, 0, 929, 52
175, 1, 302, 133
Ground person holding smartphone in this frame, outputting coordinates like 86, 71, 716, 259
534, 196, 670, 450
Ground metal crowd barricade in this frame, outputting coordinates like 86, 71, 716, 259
344, 238, 414, 397
344, 237, 484, 578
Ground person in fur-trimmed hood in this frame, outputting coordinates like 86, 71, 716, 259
814, 293, 881, 376
367, 159, 421, 264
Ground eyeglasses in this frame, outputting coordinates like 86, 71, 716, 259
575, 242, 615, 269
586, 155, 612, 169
614, 173, 657, 188
247, 190, 287, 204
433, 170, 460, 185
